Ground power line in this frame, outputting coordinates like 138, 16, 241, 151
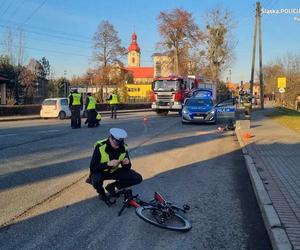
6, 0, 27, 20
0, 42, 90, 57
21, 35, 91, 50
0, 19, 91, 40
0, 23, 91, 44
21, 0, 47, 26
0, 0, 15, 19
0, 0, 9, 14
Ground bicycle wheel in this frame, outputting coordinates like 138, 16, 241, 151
135, 206, 192, 232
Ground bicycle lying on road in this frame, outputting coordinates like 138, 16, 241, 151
103, 189, 192, 232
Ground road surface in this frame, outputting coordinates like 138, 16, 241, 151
0, 112, 271, 249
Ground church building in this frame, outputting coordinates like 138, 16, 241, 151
125, 32, 154, 100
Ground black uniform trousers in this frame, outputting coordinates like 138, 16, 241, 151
90, 168, 143, 194
110, 104, 118, 119
87, 109, 96, 127
71, 106, 81, 128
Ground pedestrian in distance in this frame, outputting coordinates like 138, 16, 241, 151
68, 89, 83, 129
85, 92, 97, 128
86, 128, 143, 201
107, 90, 119, 119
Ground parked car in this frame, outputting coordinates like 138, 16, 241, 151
182, 97, 237, 124
40, 98, 86, 120
181, 97, 216, 124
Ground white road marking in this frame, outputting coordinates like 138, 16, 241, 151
37, 129, 60, 133
0, 133, 17, 137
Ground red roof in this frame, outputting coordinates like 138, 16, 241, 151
127, 67, 154, 78
128, 32, 140, 52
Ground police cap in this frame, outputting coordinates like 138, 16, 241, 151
109, 128, 127, 145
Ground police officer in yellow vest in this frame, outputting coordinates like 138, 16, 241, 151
85, 93, 97, 127
68, 89, 83, 128
107, 91, 119, 119
87, 128, 143, 201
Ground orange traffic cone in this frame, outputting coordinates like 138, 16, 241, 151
143, 115, 148, 124
243, 131, 252, 140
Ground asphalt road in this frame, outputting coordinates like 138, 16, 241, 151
0, 112, 271, 250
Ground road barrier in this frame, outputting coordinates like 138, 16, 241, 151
0, 103, 151, 116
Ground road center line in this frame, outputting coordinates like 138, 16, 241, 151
0, 133, 17, 137
37, 129, 60, 133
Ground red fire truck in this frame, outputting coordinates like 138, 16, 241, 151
150, 75, 198, 115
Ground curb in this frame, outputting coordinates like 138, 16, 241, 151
0, 109, 153, 122
235, 127, 292, 250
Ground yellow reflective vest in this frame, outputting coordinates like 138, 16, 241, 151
70, 93, 82, 106
87, 96, 96, 110
95, 139, 128, 173
109, 94, 119, 105
96, 113, 102, 120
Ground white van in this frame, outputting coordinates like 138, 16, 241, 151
40, 98, 86, 120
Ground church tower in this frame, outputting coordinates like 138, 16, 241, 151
128, 32, 140, 67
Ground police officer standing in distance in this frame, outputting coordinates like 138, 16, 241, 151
68, 88, 83, 128
85, 92, 97, 127
107, 90, 119, 119
87, 128, 143, 201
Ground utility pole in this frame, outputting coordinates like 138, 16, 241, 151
258, 2, 264, 109
250, 3, 258, 99
250, 2, 264, 110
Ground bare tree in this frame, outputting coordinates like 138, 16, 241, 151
263, 63, 284, 96
2, 27, 25, 66
205, 6, 236, 81
17, 28, 25, 66
263, 53, 300, 107
275, 53, 300, 107
157, 8, 204, 75
92, 20, 126, 70
19, 67, 36, 103
2, 27, 14, 65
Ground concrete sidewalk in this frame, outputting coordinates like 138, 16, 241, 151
0, 108, 152, 122
236, 108, 300, 250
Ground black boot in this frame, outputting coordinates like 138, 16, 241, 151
105, 183, 117, 196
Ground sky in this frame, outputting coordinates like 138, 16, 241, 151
0, 0, 299, 83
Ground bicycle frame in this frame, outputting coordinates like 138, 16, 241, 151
104, 189, 189, 216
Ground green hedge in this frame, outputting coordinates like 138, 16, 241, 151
0, 103, 151, 116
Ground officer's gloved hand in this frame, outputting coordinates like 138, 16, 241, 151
107, 160, 120, 167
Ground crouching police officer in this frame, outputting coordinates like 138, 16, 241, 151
87, 128, 143, 201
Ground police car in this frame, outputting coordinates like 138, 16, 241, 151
181, 97, 216, 124
182, 89, 236, 124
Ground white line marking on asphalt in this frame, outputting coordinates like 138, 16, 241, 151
0, 133, 17, 137
37, 129, 60, 134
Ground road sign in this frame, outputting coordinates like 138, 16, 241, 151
277, 77, 286, 88
279, 87, 285, 93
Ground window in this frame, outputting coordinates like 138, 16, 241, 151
186, 98, 213, 106
153, 80, 179, 91
61, 99, 68, 106
156, 62, 161, 76
132, 57, 135, 63
42, 99, 57, 106
217, 99, 235, 107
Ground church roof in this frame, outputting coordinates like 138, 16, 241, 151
128, 32, 140, 52
127, 67, 154, 78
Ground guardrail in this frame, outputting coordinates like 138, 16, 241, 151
0, 103, 151, 116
